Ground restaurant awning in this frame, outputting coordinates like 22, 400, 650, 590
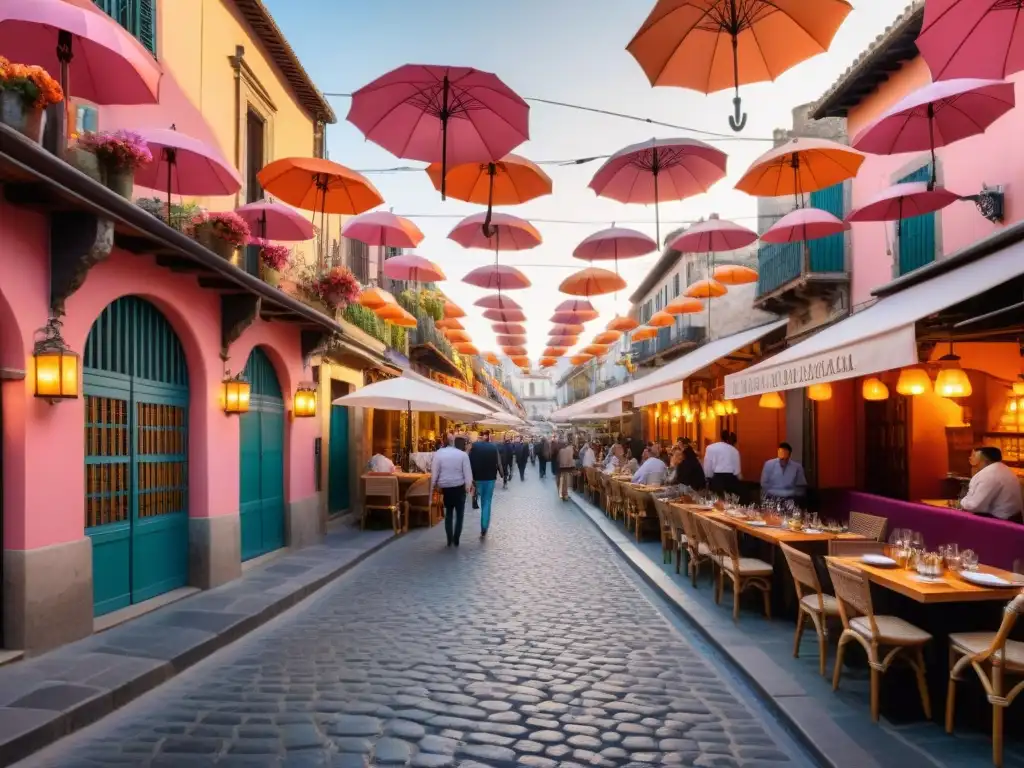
724, 239, 1024, 399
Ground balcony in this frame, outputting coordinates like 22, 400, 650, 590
631, 324, 705, 367
408, 312, 466, 379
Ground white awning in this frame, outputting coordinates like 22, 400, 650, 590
724, 240, 1024, 399
633, 382, 684, 408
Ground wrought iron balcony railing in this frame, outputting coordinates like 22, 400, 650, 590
631, 324, 705, 364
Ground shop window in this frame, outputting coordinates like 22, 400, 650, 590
93, 0, 157, 55
673, 273, 680, 297
897, 165, 936, 276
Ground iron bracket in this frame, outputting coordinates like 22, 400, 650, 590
50, 211, 114, 316
961, 186, 1005, 223
221, 294, 261, 357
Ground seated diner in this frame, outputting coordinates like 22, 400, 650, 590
960, 446, 1023, 523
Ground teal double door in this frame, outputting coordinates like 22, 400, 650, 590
239, 348, 285, 561
328, 404, 350, 513
84, 297, 190, 616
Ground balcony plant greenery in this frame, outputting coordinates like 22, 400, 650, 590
0, 57, 63, 143
250, 239, 290, 288
397, 289, 444, 321
76, 130, 152, 199
188, 211, 251, 262
136, 197, 204, 231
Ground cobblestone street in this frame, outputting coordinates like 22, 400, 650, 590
21, 474, 811, 768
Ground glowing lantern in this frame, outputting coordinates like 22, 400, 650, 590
807, 383, 833, 401
32, 318, 79, 401
896, 368, 932, 397
293, 383, 317, 418
758, 392, 784, 409
862, 377, 889, 401
934, 347, 972, 398
222, 373, 251, 414
713, 400, 726, 416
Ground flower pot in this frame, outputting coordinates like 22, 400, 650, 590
260, 264, 281, 288
195, 228, 238, 262
67, 147, 102, 182
101, 165, 134, 199
0, 91, 45, 143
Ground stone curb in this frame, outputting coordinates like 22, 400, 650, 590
0, 528, 398, 767
568, 491, 890, 768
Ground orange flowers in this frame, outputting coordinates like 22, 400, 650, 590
0, 56, 64, 110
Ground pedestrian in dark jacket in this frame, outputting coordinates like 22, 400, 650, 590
515, 436, 529, 481
500, 435, 515, 487
538, 438, 551, 479
469, 431, 502, 536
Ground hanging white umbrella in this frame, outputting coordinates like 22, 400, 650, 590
332, 374, 490, 419
476, 410, 525, 427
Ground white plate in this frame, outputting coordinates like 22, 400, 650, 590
961, 571, 1011, 588
803, 528, 822, 534
861, 554, 897, 567
745, 520, 767, 527
910, 574, 946, 584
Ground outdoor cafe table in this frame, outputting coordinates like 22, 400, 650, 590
827, 556, 1022, 604
360, 472, 436, 528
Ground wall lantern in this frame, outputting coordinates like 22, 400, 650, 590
758, 392, 784, 409
807, 383, 833, 402
293, 382, 317, 418
862, 377, 890, 401
222, 373, 251, 414
896, 368, 932, 396
33, 318, 79, 401
724, 400, 737, 415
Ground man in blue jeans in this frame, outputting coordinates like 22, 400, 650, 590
468, 430, 503, 537
431, 435, 474, 547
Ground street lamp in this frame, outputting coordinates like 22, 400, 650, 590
221, 373, 251, 414
293, 382, 317, 418
33, 318, 79, 401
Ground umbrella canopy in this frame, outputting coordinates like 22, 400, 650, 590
631, 326, 658, 342
589, 138, 728, 243
669, 217, 758, 253
482, 352, 500, 365
426, 153, 551, 206
443, 300, 466, 319
381, 252, 446, 282
445, 329, 472, 344
509, 355, 531, 368
647, 311, 675, 328
573, 227, 657, 261
559, 267, 627, 297
735, 137, 865, 198
548, 335, 579, 347
332, 373, 490, 418
483, 308, 527, 323
341, 211, 424, 248
448, 212, 542, 251
665, 296, 704, 314
475, 294, 522, 310
347, 64, 529, 199
491, 322, 527, 335
685, 279, 728, 299
258, 157, 383, 214
463, 264, 531, 290
496, 334, 528, 346
543, 346, 569, 357
435, 317, 465, 331
501, 345, 528, 357
550, 311, 589, 325
234, 201, 314, 242
846, 181, 961, 223
0, 0, 161, 105
761, 208, 849, 244
713, 265, 759, 285
607, 315, 640, 332
359, 286, 396, 310
582, 344, 610, 357
627, 0, 852, 130
539, 357, 558, 368
133, 127, 241, 196
570, 353, 594, 365
551, 323, 585, 335
592, 330, 622, 345
555, 299, 600, 321
376, 304, 418, 327
916, 0, 1024, 81
454, 342, 479, 356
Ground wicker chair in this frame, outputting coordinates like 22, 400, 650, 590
946, 592, 1024, 768
403, 477, 431, 530
704, 518, 773, 621
848, 511, 888, 542
678, 506, 714, 587
781, 543, 840, 677
605, 477, 624, 521
363, 475, 404, 534
828, 540, 886, 558
827, 560, 932, 723
653, 497, 681, 566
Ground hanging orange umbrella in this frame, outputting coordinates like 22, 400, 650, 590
543, 346, 568, 357
685, 279, 728, 299
550, 323, 585, 336
375, 304, 417, 328
735, 138, 865, 198
443, 300, 466, 319
570, 353, 594, 365
510, 355, 531, 368
648, 310, 675, 328
582, 344, 611, 357
445, 329, 472, 344
539, 357, 558, 368
502, 345, 528, 357
496, 334, 528, 346
593, 330, 622, 345
607, 315, 640, 332
435, 317, 465, 330
482, 351, 500, 365
714, 264, 759, 285
359, 286, 397, 310
627, 0, 852, 131
258, 157, 383, 214
632, 326, 658, 342
665, 297, 704, 314
454, 342, 480, 356
559, 267, 627, 297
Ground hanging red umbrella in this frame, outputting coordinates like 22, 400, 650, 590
916, 0, 1024, 81
448, 212, 542, 251
381, 252, 446, 282
341, 211, 424, 248
551, 323, 585, 335
134, 127, 242, 214
463, 264, 531, 290
761, 208, 849, 244
347, 64, 529, 200
573, 227, 657, 261
589, 138, 728, 243
669, 217, 758, 253
496, 334, 528, 347
852, 79, 1014, 187
554, 298, 600, 321
483, 308, 527, 323
492, 322, 527, 335
475, 294, 522, 310
846, 181, 962, 226
234, 201, 314, 242
550, 311, 588, 325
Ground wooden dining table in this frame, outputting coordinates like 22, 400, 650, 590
827, 556, 1022, 604
671, 503, 866, 546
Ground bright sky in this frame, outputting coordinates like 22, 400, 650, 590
263, 0, 900, 362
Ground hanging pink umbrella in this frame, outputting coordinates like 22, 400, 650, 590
381, 252, 446, 283
133, 127, 242, 214
341, 211, 424, 248
550, 311, 588, 325
589, 138, 728, 244
573, 227, 657, 261
852, 79, 1014, 186
916, 0, 1024, 82
483, 308, 528, 323
761, 208, 849, 244
0, 0, 161, 107
555, 299, 599, 321
463, 264, 531, 290
475, 294, 521, 310
669, 217, 758, 253
492, 322, 527, 335
846, 182, 962, 223
346, 64, 530, 200
496, 334, 528, 347
551, 323, 586, 335
234, 201, 314, 242
448, 212, 542, 251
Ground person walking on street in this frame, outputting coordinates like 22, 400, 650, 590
538, 437, 550, 479
515, 435, 529, 481
557, 440, 576, 501
468, 430, 502, 537
430, 435, 474, 547
500, 434, 515, 488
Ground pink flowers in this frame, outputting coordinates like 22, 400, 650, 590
317, 266, 361, 308
77, 130, 152, 171
252, 239, 290, 271
189, 211, 251, 247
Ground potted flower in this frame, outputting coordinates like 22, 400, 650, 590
253, 239, 290, 288
316, 266, 361, 310
0, 56, 63, 143
76, 130, 152, 198
189, 211, 251, 262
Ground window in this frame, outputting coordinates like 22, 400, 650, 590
384, 246, 402, 260
673, 273, 680, 297
93, 0, 157, 54
348, 240, 370, 283
245, 109, 265, 205
529, 382, 536, 397
686, 261, 695, 285
655, 292, 662, 311
897, 166, 936, 276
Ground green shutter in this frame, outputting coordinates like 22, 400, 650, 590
808, 182, 845, 273
92, 0, 157, 54
897, 165, 936, 276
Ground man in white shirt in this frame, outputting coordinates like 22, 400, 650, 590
367, 453, 396, 473
603, 443, 624, 474
430, 436, 475, 546
704, 431, 742, 497
581, 442, 596, 469
960, 447, 1023, 522
632, 453, 667, 486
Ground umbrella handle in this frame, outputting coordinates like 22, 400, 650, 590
729, 97, 747, 132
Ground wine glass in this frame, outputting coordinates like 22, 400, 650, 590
910, 531, 925, 553
961, 549, 979, 572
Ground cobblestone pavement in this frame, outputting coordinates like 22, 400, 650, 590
21, 474, 812, 768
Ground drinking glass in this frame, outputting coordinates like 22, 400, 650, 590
961, 549, 979, 572
910, 531, 925, 553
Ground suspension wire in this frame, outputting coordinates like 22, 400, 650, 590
389, 213, 762, 225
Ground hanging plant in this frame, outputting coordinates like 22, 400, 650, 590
0, 56, 63, 142
251, 239, 290, 288
317, 266, 361, 310
189, 211, 251, 261
76, 130, 152, 198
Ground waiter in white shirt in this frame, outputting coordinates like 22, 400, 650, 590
704, 431, 742, 497
960, 447, 1023, 523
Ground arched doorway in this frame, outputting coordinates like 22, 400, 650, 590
84, 296, 190, 616
239, 347, 285, 560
